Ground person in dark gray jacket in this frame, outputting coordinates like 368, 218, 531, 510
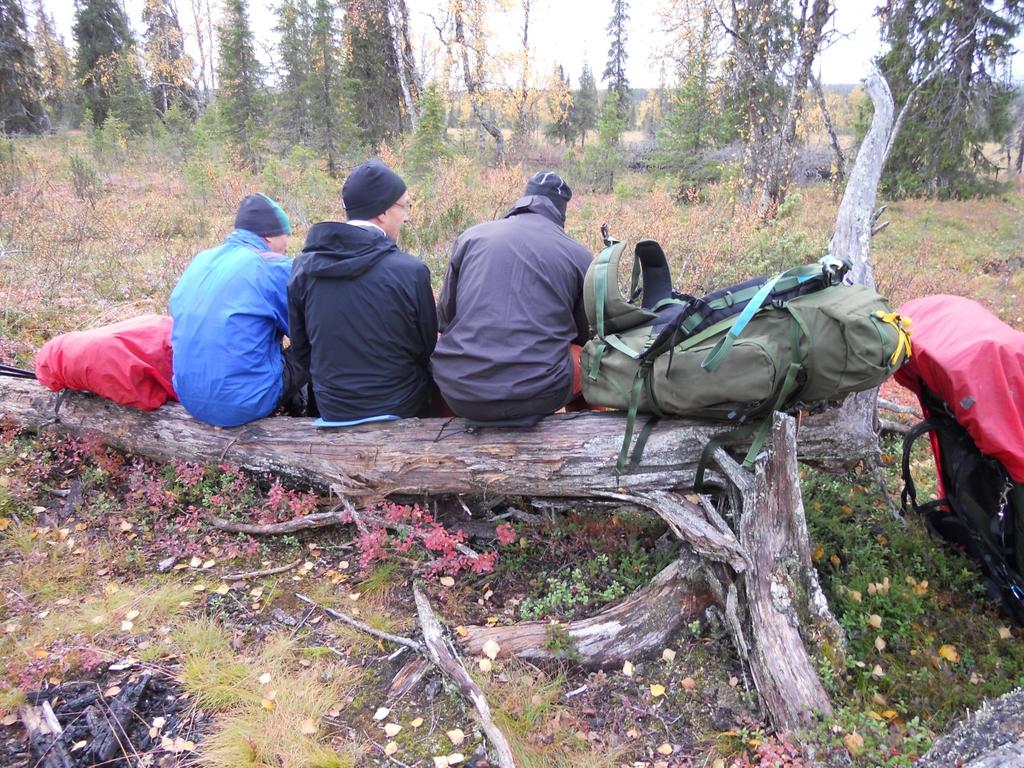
431, 171, 593, 422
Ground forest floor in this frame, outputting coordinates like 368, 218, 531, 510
1, 135, 1023, 767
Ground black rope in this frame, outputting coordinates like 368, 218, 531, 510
0, 364, 35, 380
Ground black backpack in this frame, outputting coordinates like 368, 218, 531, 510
902, 386, 1024, 624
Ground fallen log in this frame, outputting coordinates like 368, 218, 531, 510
1, 380, 849, 731
1, 378, 877, 502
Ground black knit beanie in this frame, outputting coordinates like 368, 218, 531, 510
525, 171, 572, 219
342, 159, 408, 220
234, 193, 292, 237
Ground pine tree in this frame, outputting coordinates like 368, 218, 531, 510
73, 0, 137, 126
31, 1, 77, 126
602, 0, 631, 126
342, 0, 406, 148
573, 62, 598, 147
308, 0, 358, 174
406, 81, 449, 175
878, 0, 1024, 198
580, 88, 626, 192
0, 0, 48, 133
275, 0, 314, 145
108, 50, 154, 133
216, 0, 265, 168
543, 64, 576, 145
142, 0, 196, 115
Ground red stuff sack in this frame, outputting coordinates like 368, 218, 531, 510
34, 315, 177, 411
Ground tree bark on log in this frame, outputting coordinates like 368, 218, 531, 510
717, 416, 840, 730
0, 378, 878, 503
461, 552, 714, 665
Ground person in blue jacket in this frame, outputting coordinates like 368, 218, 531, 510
170, 193, 307, 427
288, 159, 437, 421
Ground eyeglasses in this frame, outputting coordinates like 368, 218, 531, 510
392, 200, 413, 212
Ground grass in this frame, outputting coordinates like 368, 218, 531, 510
174, 624, 363, 768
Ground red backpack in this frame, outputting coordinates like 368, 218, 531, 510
35, 315, 177, 411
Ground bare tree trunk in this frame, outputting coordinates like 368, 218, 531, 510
810, 73, 845, 187
829, 70, 893, 290
510, 0, 532, 158
452, 3, 504, 164
189, 0, 209, 102
1015, 119, 1023, 174
388, 0, 418, 131
757, 0, 833, 218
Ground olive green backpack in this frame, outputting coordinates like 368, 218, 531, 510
581, 237, 912, 481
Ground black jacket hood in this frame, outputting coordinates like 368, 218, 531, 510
299, 221, 398, 279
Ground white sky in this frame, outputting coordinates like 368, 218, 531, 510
37, 0, 1020, 89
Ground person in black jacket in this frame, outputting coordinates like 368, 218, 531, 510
288, 159, 437, 420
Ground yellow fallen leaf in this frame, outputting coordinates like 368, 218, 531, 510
844, 732, 865, 755
189, 556, 202, 568
125, 610, 140, 622
938, 644, 960, 663
384, 742, 399, 756
0, 518, 10, 531
348, 592, 361, 601
829, 554, 841, 567
882, 709, 899, 720
202, 559, 216, 569
657, 743, 674, 755
0, 713, 18, 726
373, 707, 390, 721
875, 637, 886, 652
300, 719, 317, 735
447, 728, 465, 746
410, 717, 424, 728
433, 757, 450, 768
998, 626, 1013, 640
661, 648, 676, 663
478, 658, 492, 672
446, 754, 465, 766
481, 640, 500, 660
121, 620, 134, 631
849, 590, 862, 602
70, 740, 87, 752
867, 614, 882, 629
215, 583, 230, 595
454, 625, 468, 637
650, 683, 666, 697
681, 676, 697, 691
261, 697, 275, 710
119, 520, 133, 532
622, 660, 634, 677
812, 545, 824, 561
152, 716, 166, 729
871, 664, 885, 678
192, 584, 206, 593
258, 672, 271, 685
440, 576, 456, 587
384, 723, 402, 737
712, 759, 726, 768
104, 685, 122, 697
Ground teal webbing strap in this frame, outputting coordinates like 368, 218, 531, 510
604, 333, 641, 359
616, 366, 650, 472
588, 342, 607, 380
629, 416, 660, 469
651, 297, 688, 312
694, 423, 759, 491
593, 247, 611, 338
700, 275, 782, 371
741, 361, 803, 467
